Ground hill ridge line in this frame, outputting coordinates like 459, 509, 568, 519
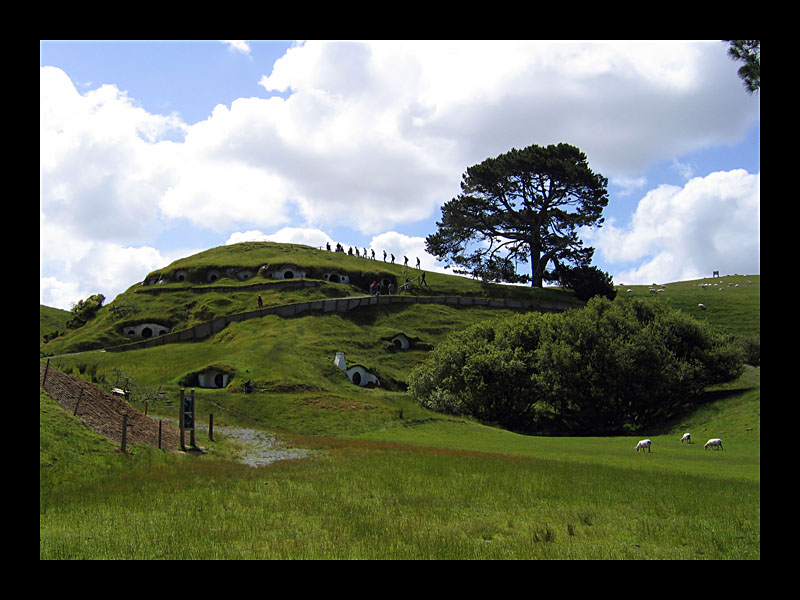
105, 293, 574, 353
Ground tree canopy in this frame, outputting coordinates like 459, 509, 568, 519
725, 40, 760, 95
408, 297, 744, 435
426, 143, 609, 287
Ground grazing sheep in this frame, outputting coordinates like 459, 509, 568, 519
680, 433, 691, 443
635, 439, 652, 452
698, 303, 706, 309
704, 438, 724, 450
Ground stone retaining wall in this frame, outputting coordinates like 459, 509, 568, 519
105, 294, 573, 353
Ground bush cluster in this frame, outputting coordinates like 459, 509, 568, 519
408, 297, 744, 435
67, 294, 105, 330
558, 265, 616, 301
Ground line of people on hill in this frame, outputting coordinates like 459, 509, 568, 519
325, 241, 423, 270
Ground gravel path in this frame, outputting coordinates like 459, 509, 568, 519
194, 422, 311, 467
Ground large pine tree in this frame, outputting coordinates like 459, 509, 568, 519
426, 143, 609, 287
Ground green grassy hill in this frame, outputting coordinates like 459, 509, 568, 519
40, 241, 582, 356
40, 244, 760, 559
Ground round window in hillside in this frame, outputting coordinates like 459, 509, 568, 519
158, 329, 168, 336
127, 329, 136, 337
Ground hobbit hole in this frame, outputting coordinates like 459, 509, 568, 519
123, 323, 170, 340
392, 335, 408, 349
324, 272, 350, 284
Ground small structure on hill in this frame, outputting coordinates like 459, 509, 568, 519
271, 264, 306, 280
197, 369, 230, 389
324, 272, 350, 284
333, 351, 380, 387
122, 323, 170, 339
390, 333, 410, 350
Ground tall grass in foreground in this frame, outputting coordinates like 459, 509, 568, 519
40, 440, 758, 560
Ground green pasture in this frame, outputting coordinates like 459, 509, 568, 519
40, 243, 759, 559
40, 365, 759, 559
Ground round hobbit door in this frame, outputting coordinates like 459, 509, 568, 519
214, 373, 224, 388
284, 270, 294, 279
351, 371, 362, 386
141, 327, 153, 338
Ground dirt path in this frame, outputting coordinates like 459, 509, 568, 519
40, 363, 311, 466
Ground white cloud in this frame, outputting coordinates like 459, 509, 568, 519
611, 175, 648, 196
671, 158, 696, 180
41, 42, 758, 240
40, 228, 171, 311
40, 41, 759, 308
585, 169, 760, 284
40, 66, 185, 244
222, 40, 251, 56
226, 227, 332, 248
368, 231, 446, 273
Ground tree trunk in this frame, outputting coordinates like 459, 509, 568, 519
530, 243, 543, 287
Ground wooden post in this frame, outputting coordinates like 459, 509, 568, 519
121, 414, 128, 454
189, 389, 196, 449
73, 388, 83, 416
179, 388, 185, 451
42, 359, 50, 388
209, 413, 214, 442
158, 420, 162, 450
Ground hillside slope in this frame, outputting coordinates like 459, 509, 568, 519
40, 241, 583, 356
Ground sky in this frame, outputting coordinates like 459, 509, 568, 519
40, 40, 760, 311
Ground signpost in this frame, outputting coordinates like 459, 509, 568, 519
179, 388, 196, 451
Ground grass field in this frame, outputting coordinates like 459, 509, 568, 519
40, 360, 759, 559
40, 371, 759, 559
40, 244, 759, 559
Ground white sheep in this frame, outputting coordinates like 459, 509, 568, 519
704, 438, 724, 450
635, 439, 652, 452
698, 303, 706, 309
680, 433, 691, 443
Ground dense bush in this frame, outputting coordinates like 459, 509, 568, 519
408, 297, 744, 435
738, 333, 760, 366
67, 294, 105, 329
558, 265, 617, 301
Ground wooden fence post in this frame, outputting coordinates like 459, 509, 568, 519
179, 388, 185, 451
121, 414, 128, 454
73, 388, 83, 416
42, 359, 50, 388
158, 420, 162, 450
209, 413, 214, 442
189, 389, 196, 449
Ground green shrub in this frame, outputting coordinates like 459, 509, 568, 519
408, 297, 744, 435
558, 265, 616, 301
67, 294, 105, 329
738, 333, 760, 366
